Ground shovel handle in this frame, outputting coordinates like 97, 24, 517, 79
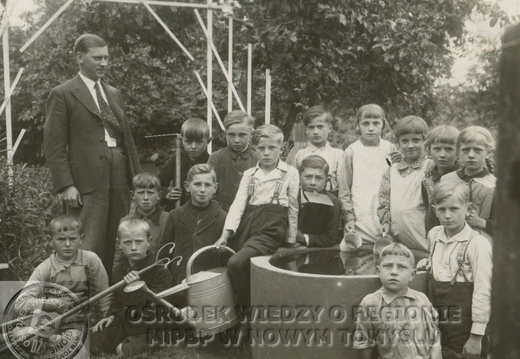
186, 245, 236, 278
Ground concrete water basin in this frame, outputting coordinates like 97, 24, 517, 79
250, 247, 428, 359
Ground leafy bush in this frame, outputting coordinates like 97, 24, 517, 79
0, 158, 61, 280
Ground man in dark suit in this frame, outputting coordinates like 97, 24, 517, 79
44, 34, 140, 274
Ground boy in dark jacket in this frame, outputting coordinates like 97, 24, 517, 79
208, 111, 257, 211
158, 164, 227, 296
159, 118, 211, 211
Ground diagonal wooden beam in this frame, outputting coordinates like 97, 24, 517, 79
139, 0, 194, 61
7, 129, 27, 165
95, 0, 220, 9
0, 67, 24, 117
193, 70, 225, 130
19, 0, 75, 53
194, 9, 245, 112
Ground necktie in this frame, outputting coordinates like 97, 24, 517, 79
94, 82, 122, 142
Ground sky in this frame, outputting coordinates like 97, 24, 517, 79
8, 0, 38, 26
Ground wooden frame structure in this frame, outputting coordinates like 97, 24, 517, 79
1, 0, 272, 160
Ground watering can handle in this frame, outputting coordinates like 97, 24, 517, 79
186, 245, 236, 278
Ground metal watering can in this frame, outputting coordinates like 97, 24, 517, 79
124, 245, 239, 337
340, 230, 362, 251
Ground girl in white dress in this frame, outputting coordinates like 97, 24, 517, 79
339, 104, 397, 250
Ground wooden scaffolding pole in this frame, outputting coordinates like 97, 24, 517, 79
247, 43, 252, 115
265, 69, 271, 124
227, 17, 233, 113
3, 9, 12, 164
206, 0, 213, 154
194, 9, 245, 112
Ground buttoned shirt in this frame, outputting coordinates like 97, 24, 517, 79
224, 160, 300, 243
292, 142, 343, 192
354, 287, 440, 359
427, 223, 492, 335
24, 250, 111, 316
78, 72, 117, 147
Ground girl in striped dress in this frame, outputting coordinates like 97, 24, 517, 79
377, 116, 433, 259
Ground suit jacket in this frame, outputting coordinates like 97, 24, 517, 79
298, 191, 342, 247
44, 75, 140, 194
158, 201, 227, 286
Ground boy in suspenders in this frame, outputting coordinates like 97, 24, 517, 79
417, 181, 492, 357
216, 125, 300, 307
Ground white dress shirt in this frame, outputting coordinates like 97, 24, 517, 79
292, 142, 343, 192
78, 72, 117, 147
224, 160, 300, 243
428, 223, 492, 335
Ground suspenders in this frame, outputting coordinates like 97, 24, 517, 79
326, 173, 337, 193
431, 232, 477, 285
452, 239, 472, 286
247, 167, 288, 204
247, 167, 260, 199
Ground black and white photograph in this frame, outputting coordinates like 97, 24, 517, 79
0, 0, 519, 358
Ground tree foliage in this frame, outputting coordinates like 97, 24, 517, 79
238, 0, 503, 134
0, 0, 505, 163
424, 9, 512, 132
0, 159, 60, 280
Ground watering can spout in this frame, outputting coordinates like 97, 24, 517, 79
125, 245, 240, 337
156, 283, 190, 299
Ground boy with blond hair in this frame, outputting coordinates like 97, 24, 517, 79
417, 181, 492, 357
354, 243, 441, 359
91, 218, 172, 357
216, 124, 299, 306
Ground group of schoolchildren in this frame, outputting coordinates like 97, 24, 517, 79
20, 106, 494, 358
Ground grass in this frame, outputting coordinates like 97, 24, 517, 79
93, 335, 252, 359
95, 346, 251, 359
